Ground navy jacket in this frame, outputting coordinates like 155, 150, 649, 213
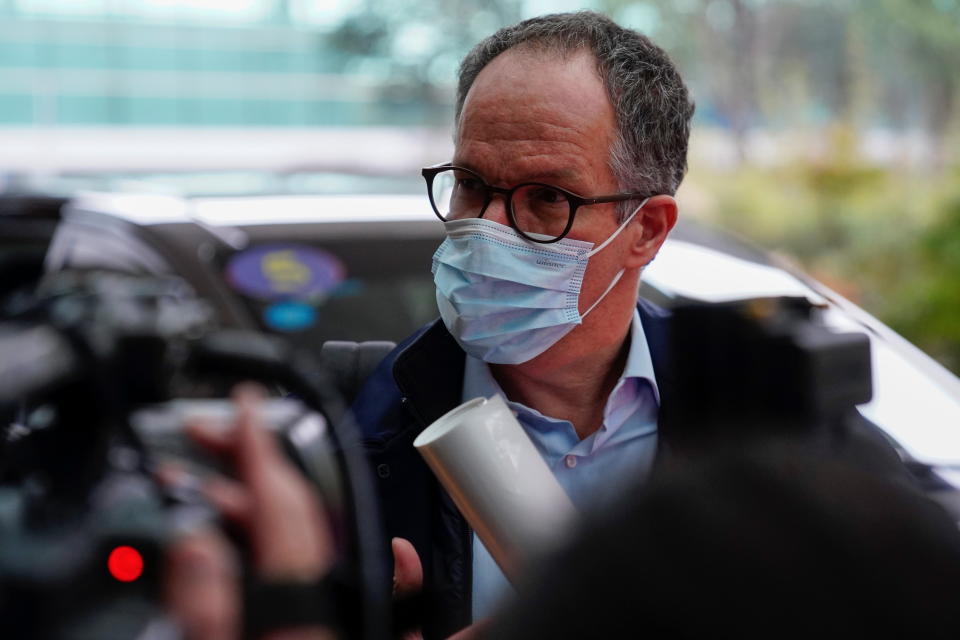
351, 299, 672, 639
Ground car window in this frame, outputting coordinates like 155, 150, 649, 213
217, 234, 440, 346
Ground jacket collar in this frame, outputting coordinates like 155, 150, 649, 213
635, 296, 673, 397
392, 319, 466, 431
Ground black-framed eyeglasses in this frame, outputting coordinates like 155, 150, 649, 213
421, 163, 653, 243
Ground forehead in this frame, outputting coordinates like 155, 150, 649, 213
455, 47, 616, 187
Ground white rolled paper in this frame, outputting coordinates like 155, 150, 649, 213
413, 394, 577, 582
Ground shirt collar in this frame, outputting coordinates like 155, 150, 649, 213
463, 308, 660, 419
622, 307, 661, 405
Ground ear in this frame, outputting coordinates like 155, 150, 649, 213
624, 195, 678, 269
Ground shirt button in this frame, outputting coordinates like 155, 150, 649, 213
564, 455, 577, 469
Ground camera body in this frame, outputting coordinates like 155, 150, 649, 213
660, 296, 874, 456
0, 270, 382, 639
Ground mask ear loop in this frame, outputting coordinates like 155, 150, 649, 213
579, 197, 650, 319
581, 268, 625, 318
582, 197, 649, 258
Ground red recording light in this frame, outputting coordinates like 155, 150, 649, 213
107, 545, 144, 582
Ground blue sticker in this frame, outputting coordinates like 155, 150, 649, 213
225, 244, 345, 301
264, 301, 317, 332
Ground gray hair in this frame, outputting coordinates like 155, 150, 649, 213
456, 11, 695, 220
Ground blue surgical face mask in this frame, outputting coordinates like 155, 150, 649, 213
431, 200, 647, 364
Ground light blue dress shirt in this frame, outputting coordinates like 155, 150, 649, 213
464, 310, 661, 621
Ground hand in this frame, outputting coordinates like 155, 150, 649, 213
164, 383, 336, 639
389, 540, 486, 640
188, 383, 333, 581
164, 528, 240, 640
392, 537, 423, 599
392, 537, 424, 640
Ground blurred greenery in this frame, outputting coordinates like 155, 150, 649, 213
594, 0, 960, 375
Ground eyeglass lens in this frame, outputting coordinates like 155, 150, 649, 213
430, 168, 572, 240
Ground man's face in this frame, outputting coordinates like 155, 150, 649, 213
454, 47, 639, 318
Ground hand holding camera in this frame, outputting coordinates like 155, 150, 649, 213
163, 383, 335, 640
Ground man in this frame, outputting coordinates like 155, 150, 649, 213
351, 11, 694, 638
164, 14, 924, 639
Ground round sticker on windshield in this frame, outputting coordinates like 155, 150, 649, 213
225, 244, 345, 300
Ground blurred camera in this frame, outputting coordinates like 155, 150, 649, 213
0, 270, 386, 640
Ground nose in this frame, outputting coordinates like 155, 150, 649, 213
481, 192, 511, 227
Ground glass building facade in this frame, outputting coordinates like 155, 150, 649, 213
0, 0, 452, 127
